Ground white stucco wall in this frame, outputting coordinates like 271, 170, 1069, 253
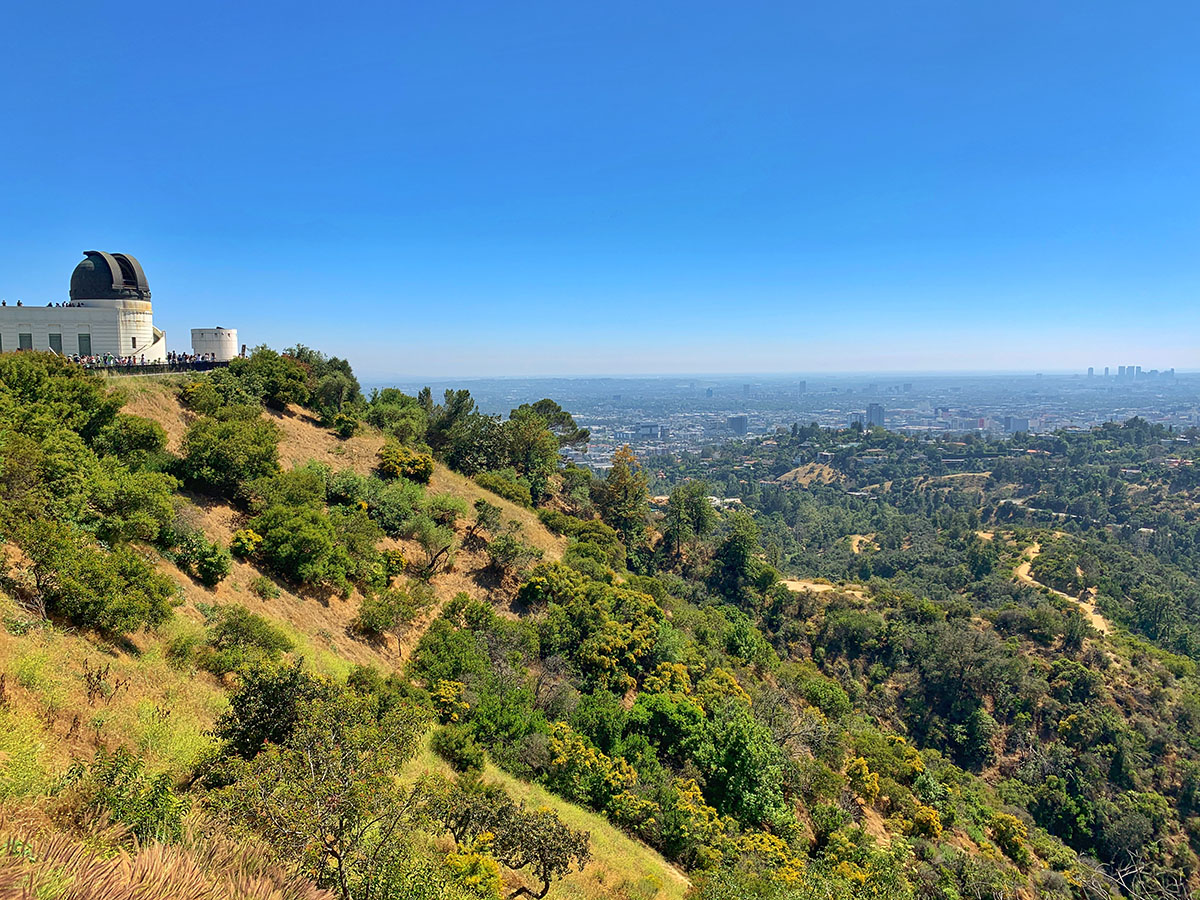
0, 299, 164, 360
191, 328, 238, 361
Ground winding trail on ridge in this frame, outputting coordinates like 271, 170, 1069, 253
1014, 542, 1110, 635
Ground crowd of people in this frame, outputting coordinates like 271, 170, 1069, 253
66, 351, 225, 370
165, 350, 220, 365
0, 300, 87, 307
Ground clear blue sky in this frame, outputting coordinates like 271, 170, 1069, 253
2, 1, 1198, 377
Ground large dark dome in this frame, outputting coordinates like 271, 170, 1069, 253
69, 251, 150, 302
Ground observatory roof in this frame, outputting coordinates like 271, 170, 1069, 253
69, 251, 150, 302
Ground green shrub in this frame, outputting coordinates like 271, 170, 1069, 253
179, 416, 281, 497
367, 477, 426, 536
517, 563, 586, 609
486, 531, 543, 576
198, 604, 293, 675
166, 527, 231, 586
251, 504, 349, 589
179, 378, 223, 414
474, 471, 532, 508
213, 661, 331, 760
537, 509, 582, 536
333, 412, 360, 438
92, 413, 168, 468
58, 747, 187, 843
377, 443, 434, 484
802, 677, 852, 718
230, 528, 263, 558
249, 575, 280, 600
12, 520, 176, 634
354, 586, 421, 637
326, 469, 371, 507
426, 494, 469, 528
431, 725, 486, 773
196, 543, 232, 587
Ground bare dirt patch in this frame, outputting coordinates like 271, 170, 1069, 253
779, 463, 841, 486
849, 533, 877, 554
782, 579, 869, 601
1015, 542, 1110, 635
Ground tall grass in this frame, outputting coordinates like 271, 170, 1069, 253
0, 814, 334, 900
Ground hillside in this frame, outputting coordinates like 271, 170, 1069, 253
0, 355, 676, 900
6, 352, 1199, 900
123, 378, 566, 668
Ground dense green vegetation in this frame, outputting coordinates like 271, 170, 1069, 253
2, 348, 1199, 900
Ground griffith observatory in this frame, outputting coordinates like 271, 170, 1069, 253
0, 251, 237, 362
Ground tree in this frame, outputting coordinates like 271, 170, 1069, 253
212, 694, 430, 900
250, 504, 371, 591
229, 346, 310, 410
663, 479, 716, 560
710, 510, 760, 606
214, 661, 329, 760
513, 399, 590, 450
466, 498, 503, 542
495, 805, 591, 899
503, 407, 561, 504
4, 518, 175, 634
430, 776, 591, 899
314, 372, 359, 420
366, 388, 428, 445
414, 515, 457, 575
486, 531, 544, 579
592, 446, 649, 553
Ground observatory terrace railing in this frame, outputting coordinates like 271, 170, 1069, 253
69, 358, 232, 375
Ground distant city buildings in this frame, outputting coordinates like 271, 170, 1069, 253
1089, 365, 1173, 381
727, 414, 748, 435
1003, 416, 1030, 433
867, 403, 885, 428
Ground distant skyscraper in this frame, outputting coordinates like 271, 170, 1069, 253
1087, 367, 1094, 377
705, 387, 714, 398
727, 415, 748, 435
1118, 366, 1126, 377
797, 380, 807, 395
743, 383, 751, 398
1104, 366, 1109, 377
867, 403, 885, 428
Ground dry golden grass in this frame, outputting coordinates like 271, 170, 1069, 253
265, 404, 385, 476
428, 467, 567, 561
404, 737, 689, 900
117, 375, 194, 452
0, 596, 228, 783
778, 463, 840, 486
0, 813, 333, 900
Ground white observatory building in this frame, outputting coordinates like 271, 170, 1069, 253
0, 251, 166, 360
191, 327, 239, 362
